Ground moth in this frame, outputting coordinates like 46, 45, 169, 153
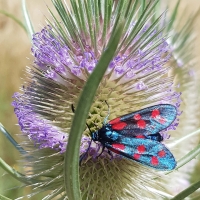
73, 104, 177, 171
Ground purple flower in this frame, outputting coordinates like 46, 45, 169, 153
13, 25, 180, 154
12, 1, 184, 199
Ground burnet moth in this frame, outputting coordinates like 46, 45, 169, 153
73, 104, 177, 171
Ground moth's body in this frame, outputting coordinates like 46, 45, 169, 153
92, 125, 163, 144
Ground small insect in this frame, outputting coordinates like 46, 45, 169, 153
73, 104, 177, 171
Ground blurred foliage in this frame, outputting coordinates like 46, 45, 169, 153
0, 0, 200, 199
0, 0, 52, 198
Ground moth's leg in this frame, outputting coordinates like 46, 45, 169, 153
79, 153, 86, 165
108, 149, 114, 160
96, 145, 105, 158
79, 138, 92, 165
97, 146, 114, 160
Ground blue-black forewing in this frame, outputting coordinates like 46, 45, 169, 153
105, 137, 176, 170
108, 104, 177, 137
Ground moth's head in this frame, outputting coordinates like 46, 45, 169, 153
91, 131, 99, 141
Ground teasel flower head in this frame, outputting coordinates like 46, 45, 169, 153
10, 0, 198, 199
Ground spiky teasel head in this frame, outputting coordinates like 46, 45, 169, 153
11, 0, 190, 199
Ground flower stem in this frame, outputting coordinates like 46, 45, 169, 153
64, 22, 125, 200
0, 10, 27, 33
171, 180, 200, 200
165, 144, 200, 175
0, 123, 26, 155
0, 157, 37, 185
168, 129, 200, 148
21, 0, 34, 39
0, 194, 12, 200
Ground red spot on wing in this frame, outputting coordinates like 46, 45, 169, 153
158, 150, 166, 157
137, 145, 146, 153
134, 114, 141, 120
137, 120, 146, 129
151, 156, 159, 165
109, 148, 120, 154
112, 143, 125, 150
151, 109, 160, 118
112, 122, 127, 130
133, 154, 140, 160
109, 117, 120, 125
136, 135, 145, 139
159, 117, 166, 124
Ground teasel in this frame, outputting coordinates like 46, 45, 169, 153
0, 0, 200, 199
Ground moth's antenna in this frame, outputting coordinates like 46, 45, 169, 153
71, 104, 75, 113
71, 104, 92, 135
103, 100, 110, 124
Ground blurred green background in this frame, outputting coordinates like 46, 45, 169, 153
0, 0, 200, 199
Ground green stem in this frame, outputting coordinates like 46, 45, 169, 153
0, 194, 12, 200
21, 0, 34, 39
0, 157, 37, 185
0, 10, 27, 32
171, 180, 200, 200
0, 123, 26, 155
168, 129, 200, 148
64, 23, 124, 200
165, 144, 200, 175
166, 0, 180, 32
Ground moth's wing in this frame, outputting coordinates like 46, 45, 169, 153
105, 137, 176, 171
108, 104, 177, 136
